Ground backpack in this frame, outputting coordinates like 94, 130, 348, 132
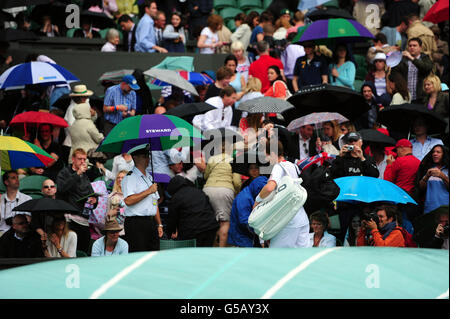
399, 228, 418, 248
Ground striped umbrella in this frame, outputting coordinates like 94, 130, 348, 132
0, 62, 79, 90
298, 18, 374, 45
0, 135, 55, 172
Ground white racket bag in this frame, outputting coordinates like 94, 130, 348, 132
248, 172, 308, 240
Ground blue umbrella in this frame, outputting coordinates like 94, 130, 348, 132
298, 0, 332, 11
334, 176, 417, 205
0, 62, 79, 90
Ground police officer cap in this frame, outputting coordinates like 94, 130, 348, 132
127, 143, 150, 155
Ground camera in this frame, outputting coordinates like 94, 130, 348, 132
443, 224, 449, 237
361, 211, 379, 225
347, 145, 354, 152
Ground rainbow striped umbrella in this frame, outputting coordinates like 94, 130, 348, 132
0, 136, 55, 172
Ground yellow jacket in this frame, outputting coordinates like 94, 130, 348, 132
204, 153, 242, 194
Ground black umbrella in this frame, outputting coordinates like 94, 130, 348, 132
358, 129, 396, 146
0, 29, 39, 42
29, 1, 67, 26
1, 0, 50, 9
237, 96, 295, 114
231, 150, 271, 176
53, 94, 104, 112
285, 84, 369, 122
377, 103, 447, 135
306, 7, 354, 21
13, 198, 80, 215
80, 10, 116, 30
413, 205, 449, 247
164, 102, 216, 123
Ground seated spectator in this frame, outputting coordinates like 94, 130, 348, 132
421, 208, 449, 249
91, 219, 129, 256
37, 15, 60, 37
309, 211, 337, 247
43, 215, 77, 258
166, 176, 219, 247
264, 65, 291, 100
344, 214, 361, 246
365, 52, 390, 101
106, 170, 127, 236
73, 16, 101, 38
357, 205, 406, 247
0, 214, 44, 258
388, 71, 411, 105
197, 14, 224, 54
416, 144, 449, 214
422, 74, 449, 118
101, 28, 120, 52
163, 11, 186, 53
228, 176, 268, 247
329, 43, 355, 90
410, 117, 444, 162
354, 82, 381, 130
380, 16, 409, 50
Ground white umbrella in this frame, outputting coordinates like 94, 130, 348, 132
144, 68, 198, 96
287, 112, 349, 132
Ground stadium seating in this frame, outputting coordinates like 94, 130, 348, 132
227, 19, 236, 32
214, 0, 237, 11
237, 0, 262, 10
19, 175, 48, 193
219, 7, 244, 24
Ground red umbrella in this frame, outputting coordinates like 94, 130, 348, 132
423, 0, 449, 24
10, 111, 69, 128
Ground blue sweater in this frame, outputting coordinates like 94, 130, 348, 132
329, 61, 356, 90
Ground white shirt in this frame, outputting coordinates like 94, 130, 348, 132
101, 42, 117, 52
45, 231, 77, 257
411, 137, 444, 162
298, 136, 311, 161
309, 231, 337, 248
0, 192, 32, 232
105, 155, 135, 181
376, 154, 388, 180
199, 27, 218, 54
122, 166, 160, 217
193, 97, 233, 131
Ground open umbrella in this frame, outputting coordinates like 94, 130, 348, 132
10, 111, 69, 129
298, 18, 374, 45
151, 71, 214, 86
13, 198, 80, 215
1, 0, 50, 9
144, 68, 199, 96
237, 96, 295, 114
164, 102, 216, 123
98, 69, 137, 83
358, 129, 396, 146
80, 10, 116, 29
334, 176, 417, 205
0, 135, 55, 172
292, 25, 308, 43
287, 112, 348, 132
29, 1, 67, 26
377, 103, 447, 136
306, 7, 354, 21
423, 0, 449, 24
285, 84, 369, 122
0, 62, 79, 90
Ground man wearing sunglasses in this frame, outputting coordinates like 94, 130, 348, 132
41, 179, 57, 199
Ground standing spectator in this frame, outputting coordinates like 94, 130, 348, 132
249, 11, 273, 48
121, 144, 163, 252
135, 0, 167, 53
388, 71, 412, 104
102, 75, 139, 135
119, 14, 137, 52
224, 55, 246, 100
187, 0, 213, 39
228, 176, 268, 247
309, 211, 337, 247
288, 124, 319, 162
329, 43, 356, 90
68, 103, 104, 161
217, 22, 233, 54
44, 216, 77, 258
204, 66, 234, 100
0, 171, 32, 236
292, 41, 328, 92
286, 10, 305, 37
365, 52, 389, 100
273, 9, 292, 40
381, 0, 419, 28
344, 214, 361, 246
163, 11, 186, 53
105, 153, 134, 182
101, 28, 120, 52
56, 148, 95, 254
366, 33, 397, 65
416, 144, 449, 214
197, 14, 224, 54
231, 41, 251, 82
230, 13, 252, 52
357, 204, 406, 247
395, 37, 434, 102
203, 143, 242, 247
0, 214, 44, 258
281, 32, 305, 93
355, 81, 381, 130
166, 176, 219, 246
406, 13, 438, 59
248, 41, 285, 93
106, 170, 127, 236
410, 117, 444, 162
154, 11, 168, 51
264, 65, 290, 99
91, 219, 129, 256
422, 74, 449, 118
380, 16, 409, 50
372, 143, 389, 179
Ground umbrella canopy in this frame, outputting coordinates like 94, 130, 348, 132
334, 176, 417, 205
358, 129, 396, 146
306, 7, 354, 21
98, 69, 139, 83
423, 0, 449, 24
80, 10, 116, 29
164, 102, 216, 122
96, 114, 203, 154
0, 62, 79, 90
298, 18, 374, 45
292, 25, 308, 43
152, 56, 194, 72
287, 112, 348, 132
29, 1, 67, 26
237, 96, 295, 114
144, 68, 198, 96
10, 111, 69, 128
285, 84, 369, 121
298, 0, 331, 11
377, 103, 447, 135
0, 135, 55, 171
12, 198, 80, 215
151, 71, 214, 86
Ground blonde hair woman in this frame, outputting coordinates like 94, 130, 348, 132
423, 74, 449, 117
44, 216, 77, 258
238, 77, 264, 136
106, 170, 128, 236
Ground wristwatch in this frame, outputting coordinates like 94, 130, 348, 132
157, 224, 164, 228
57, 247, 63, 254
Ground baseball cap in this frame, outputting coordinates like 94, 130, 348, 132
395, 139, 412, 149
373, 52, 386, 62
343, 132, 362, 143
280, 9, 291, 16
122, 74, 140, 90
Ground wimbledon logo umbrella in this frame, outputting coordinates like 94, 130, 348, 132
0, 61, 79, 90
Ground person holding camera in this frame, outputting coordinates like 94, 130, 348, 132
357, 205, 406, 247
422, 209, 449, 250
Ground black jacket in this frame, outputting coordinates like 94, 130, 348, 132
122, 24, 137, 52
56, 166, 94, 212
0, 229, 44, 258
330, 153, 379, 179
287, 134, 319, 162
166, 176, 219, 240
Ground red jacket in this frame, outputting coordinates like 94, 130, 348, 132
248, 54, 284, 93
384, 154, 420, 194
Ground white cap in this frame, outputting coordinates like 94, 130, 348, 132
373, 52, 386, 62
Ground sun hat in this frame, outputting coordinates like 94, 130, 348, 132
69, 84, 94, 97
103, 219, 123, 232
